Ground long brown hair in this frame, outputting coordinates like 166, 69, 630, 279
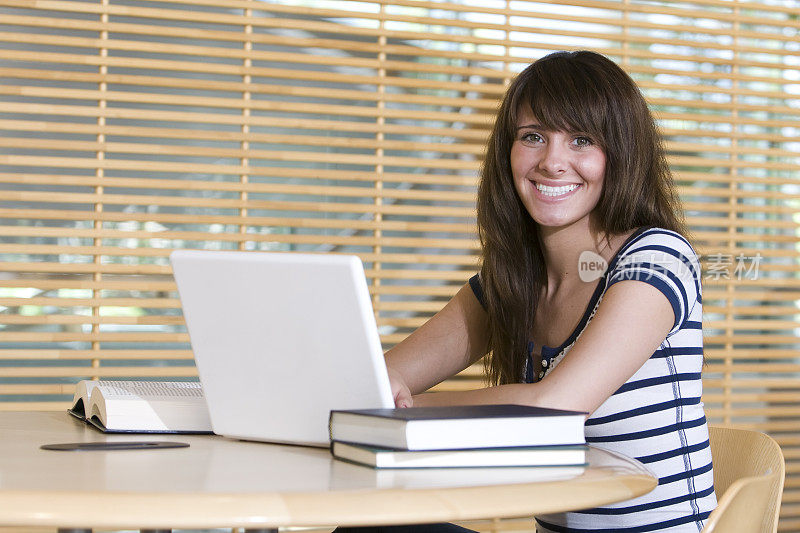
477, 50, 686, 386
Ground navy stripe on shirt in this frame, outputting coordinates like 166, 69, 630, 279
585, 397, 702, 426
615, 372, 702, 394
572, 485, 716, 515
536, 511, 712, 533
468, 274, 485, 309
661, 347, 704, 356
658, 461, 714, 485
586, 415, 707, 443
652, 346, 704, 359
636, 439, 711, 464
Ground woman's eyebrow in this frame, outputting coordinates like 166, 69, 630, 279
516, 124, 591, 136
516, 123, 546, 130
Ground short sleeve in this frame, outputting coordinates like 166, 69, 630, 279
468, 274, 487, 310
606, 229, 701, 336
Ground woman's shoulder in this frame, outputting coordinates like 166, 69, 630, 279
616, 226, 698, 262
605, 226, 703, 334
607, 226, 702, 297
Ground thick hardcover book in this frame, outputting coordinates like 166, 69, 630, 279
331, 440, 587, 468
68, 380, 213, 434
329, 404, 586, 451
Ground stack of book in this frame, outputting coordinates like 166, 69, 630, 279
328, 404, 588, 469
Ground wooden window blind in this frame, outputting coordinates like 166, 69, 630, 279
0, 0, 798, 529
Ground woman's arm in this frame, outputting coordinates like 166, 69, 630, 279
411, 278, 675, 416
384, 282, 489, 406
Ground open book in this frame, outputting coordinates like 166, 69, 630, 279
68, 380, 213, 434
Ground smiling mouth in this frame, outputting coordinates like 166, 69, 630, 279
534, 182, 580, 197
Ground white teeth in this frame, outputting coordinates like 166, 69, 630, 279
535, 183, 579, 197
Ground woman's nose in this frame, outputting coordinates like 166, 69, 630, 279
538, 143, 568, 175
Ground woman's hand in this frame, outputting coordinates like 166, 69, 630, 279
387, 366, 413, 408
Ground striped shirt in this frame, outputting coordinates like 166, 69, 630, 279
470, 227, 716, 532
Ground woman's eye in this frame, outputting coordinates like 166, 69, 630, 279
573, 136, 593, 147
521, 132, 543, 143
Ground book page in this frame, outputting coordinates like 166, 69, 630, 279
81, 380, 101, 397
87, 380, 211, 432
94, 381, 204, 400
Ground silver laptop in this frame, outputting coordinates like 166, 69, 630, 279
170, 250, 395, 447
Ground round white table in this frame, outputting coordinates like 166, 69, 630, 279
0, 411, 657, 531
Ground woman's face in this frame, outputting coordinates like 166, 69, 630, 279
510, 107, 606, 231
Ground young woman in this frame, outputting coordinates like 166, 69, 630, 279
351, 50, 716, 532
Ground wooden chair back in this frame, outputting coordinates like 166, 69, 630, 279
701, 426, 785, 533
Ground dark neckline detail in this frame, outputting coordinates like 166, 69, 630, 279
537, 226, 652, 358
